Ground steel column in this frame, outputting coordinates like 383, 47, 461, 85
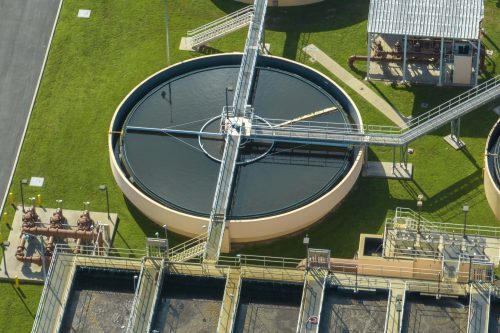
438, 37, 444, 86
402, 34, 408, 82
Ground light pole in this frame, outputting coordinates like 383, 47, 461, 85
165, 0, 170, 65
155, 232, 160, 256
133, 275, 138, 291
56, 199, 63, 210
417, 194, 423, 233
303, 234, 310, 270
462, 204, 469, 238
225, 86, 234, 108
20, 179, 28, 212
1, 241, 8, 275
162, 225, 169, 254
468, 255, 473, 284
99, 185, 110, 220
83, 201, 90, 211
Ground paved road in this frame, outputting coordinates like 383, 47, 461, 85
0, 0, 60, 211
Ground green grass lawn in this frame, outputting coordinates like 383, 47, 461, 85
0, 0, 498, 331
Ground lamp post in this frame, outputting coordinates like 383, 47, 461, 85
155, 232, 160, 256
303, 234, 310, 270
83, 201, 90, 211
162, 225, 169, 254
20, 179, 28, 212
99, 185, 110, 220
165, 0, 170, 65
468, 255, 473, 284
417, 194, 423, 233
225, 86, 234, 108
462, 204, 469, 238
133, 275, 138, 291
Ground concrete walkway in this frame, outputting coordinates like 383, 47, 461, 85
303, 44, 408, 128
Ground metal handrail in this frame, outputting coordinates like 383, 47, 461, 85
388, 207, 500, 238
187, 5, 253, 36
168, 232, 207, 257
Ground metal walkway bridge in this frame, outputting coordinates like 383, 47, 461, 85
250, 76, 500, 147
204, 0, 268, 262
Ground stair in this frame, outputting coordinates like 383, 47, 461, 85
167, 232, 208, 263
217, 268, 242, 332
168, 242, 206, 262
180, 6, 254, 50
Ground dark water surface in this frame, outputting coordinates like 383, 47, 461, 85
121, 62, 355, 218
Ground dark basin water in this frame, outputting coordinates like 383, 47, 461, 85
119, 55, 357, 219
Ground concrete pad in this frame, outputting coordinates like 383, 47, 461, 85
0, 206, 117, 283
179, 37, 194, 51
363, 161, 413, 180
444, 134, 466, 150
29, 177, 44, 187
77, 9, 91, 18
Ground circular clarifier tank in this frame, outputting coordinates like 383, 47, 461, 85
109, 54, 364, 243
485, 119, 500, 220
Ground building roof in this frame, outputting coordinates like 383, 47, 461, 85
368, 0, 484, 40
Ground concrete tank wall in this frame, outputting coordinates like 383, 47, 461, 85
109, 53, 364, 243
484, 119, 500, 221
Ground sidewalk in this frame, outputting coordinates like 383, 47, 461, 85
303, 44, 408, 128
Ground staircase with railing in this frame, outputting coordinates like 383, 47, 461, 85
167, 232, 208, 262
181, 6, 254, 49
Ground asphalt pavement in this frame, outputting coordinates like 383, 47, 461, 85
0, 0, 60, 211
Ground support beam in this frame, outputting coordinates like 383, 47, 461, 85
438, 37, 445, 86
475, 38, 481, 86
444, 118, 466, 150
402, 35, 408, 82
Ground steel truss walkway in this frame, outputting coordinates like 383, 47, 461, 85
204, 0, 268, 262
250, 76, 500, 147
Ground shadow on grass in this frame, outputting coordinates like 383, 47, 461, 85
10, 283, 34, 319
210, 0, 368, 31
239, 150, 396, 259
124, 196, 189, 247
425, 170, 483, 214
